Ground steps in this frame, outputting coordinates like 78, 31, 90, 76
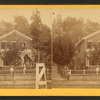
0, 68, 52, 89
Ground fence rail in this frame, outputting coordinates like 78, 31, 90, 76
0, 68, 51, 75
68, 69, 100, 75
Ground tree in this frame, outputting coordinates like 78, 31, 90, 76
53, 15, 85, 42
53, 33, 75, 68
30, 9, 42, 62
62, 16, 85, 42
53, 15, 77, 71
13, 15, 30, 37
53, 33, 75, 77
3, 43, 20, 66
53, 15, 100, 43
0, 20, 13, 36
52, 14, 63, 38
30, 10, 51, 68
85, 19, 100, 36
40, 24, 51, 55
40, 24, 51, 68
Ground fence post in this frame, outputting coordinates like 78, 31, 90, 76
10, 67, 14, 75
23, 67, 26, 75
83, 69, 85, 75
36, 63, 47, 89
96, 67, 99, 75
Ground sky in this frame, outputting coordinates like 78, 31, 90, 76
0, 8, 52, 27
52, 8, 100, 23
0, 8, 100, 27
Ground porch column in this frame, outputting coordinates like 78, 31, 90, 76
1, 59, 3, 67
28, 53, 33, 66
21, 54, 24, 67
86, 54, 89, 67
0, 56, 3, 67
86, 49, 90, 67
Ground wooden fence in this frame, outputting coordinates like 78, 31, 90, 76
58, 67, 100, 77
69, 70, 100, 75
0, 68, 51, 75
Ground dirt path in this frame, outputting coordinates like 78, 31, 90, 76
52, 65, 67, 80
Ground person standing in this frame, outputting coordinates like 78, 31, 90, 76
67, 69, 71, 80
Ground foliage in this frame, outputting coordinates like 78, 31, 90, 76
3, 43, 20, 66
30, 9, 51, 64
30, 9, 42, 50
53, 14, 100, 70
89, 43, 100, 65
53, 15, 100, 43
13, 15, 30, 37
85, 19, 100, 35
0, 20, 13, 36
0, 10, 51, 68
53, 34, 75, 67
0, 16, 31, 37
40, 24, 51, 55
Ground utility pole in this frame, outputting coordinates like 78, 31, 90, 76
37, 49, 40, 63
37, 41, 40, 63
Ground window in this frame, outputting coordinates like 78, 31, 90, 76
87, 41, 92, 49
1, 41, 6, 49
21, 42, 25, 48
12, 41, 16, 47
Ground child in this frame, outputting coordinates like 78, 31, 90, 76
67, 69, 71, 80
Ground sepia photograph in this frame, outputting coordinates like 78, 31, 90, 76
52, 8, 100, 88
1, 7, 100, 90
0, 8, 52, 89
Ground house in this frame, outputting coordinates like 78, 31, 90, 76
75, 30, 100, 69
0, 30, 35, 67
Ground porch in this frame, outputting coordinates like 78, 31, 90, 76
0, 49, 34, 68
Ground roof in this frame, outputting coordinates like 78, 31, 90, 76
77, 30, 100, 46
0, 30, 32, 41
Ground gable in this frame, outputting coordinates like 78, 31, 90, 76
0, 30, 32, 50
77, 30, 100, 47
0, 30, 32, 41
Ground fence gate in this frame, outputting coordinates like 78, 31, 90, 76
36, 63, 47, 89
